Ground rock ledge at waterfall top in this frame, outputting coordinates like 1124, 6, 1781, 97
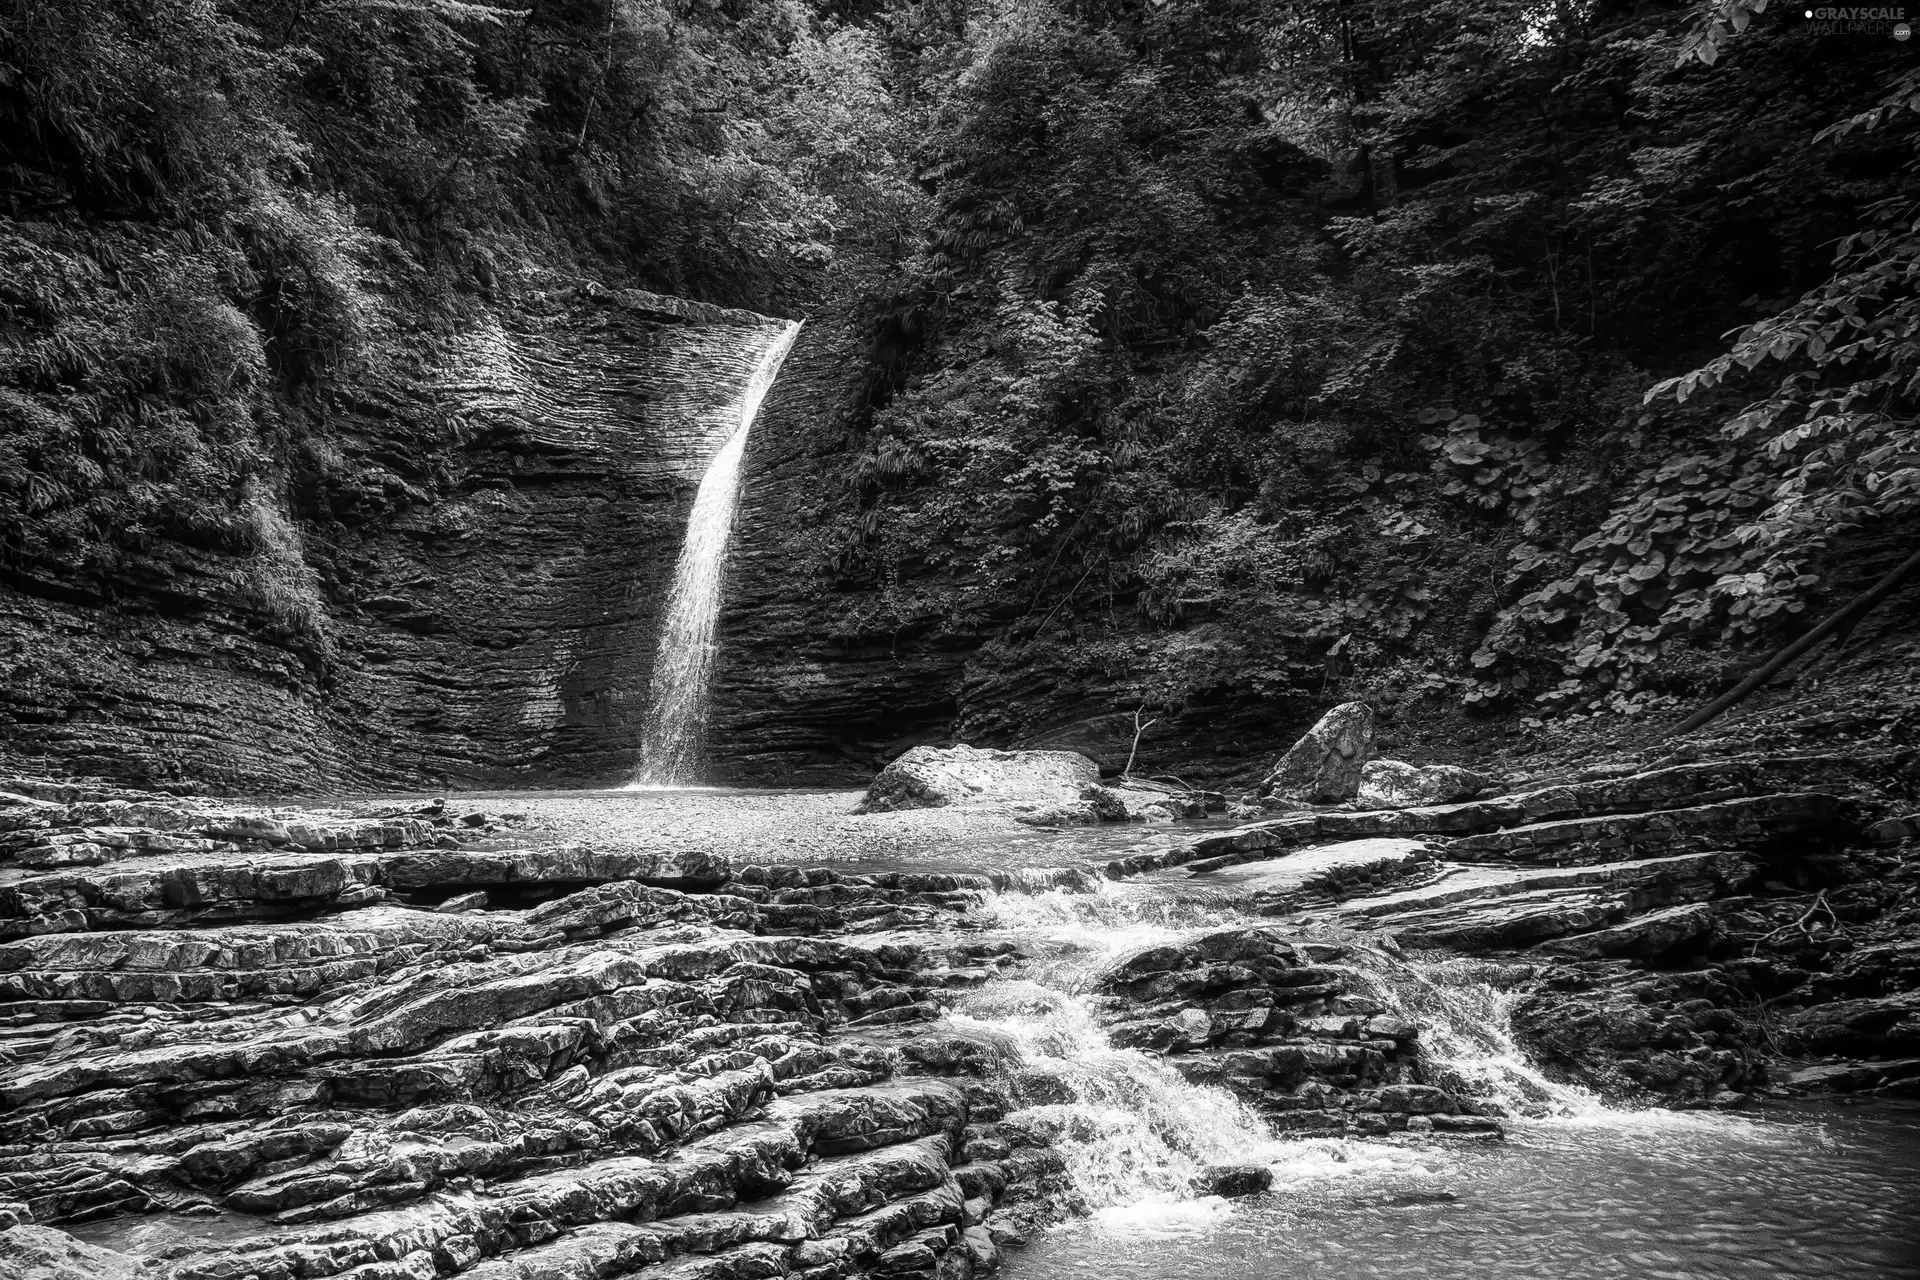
853, 744, 1100, 814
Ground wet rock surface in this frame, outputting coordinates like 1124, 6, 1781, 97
1, 725, 1916, 1276
1087, 926, 1501, 1139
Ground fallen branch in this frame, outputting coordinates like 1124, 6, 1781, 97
1748, 891, 1838, 958
1666, 542, 1920, 739
1021, 563, 1098, 649
1121, 706, 1157, 780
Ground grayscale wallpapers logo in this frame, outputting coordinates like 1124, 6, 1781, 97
1802, 5, 1912, 36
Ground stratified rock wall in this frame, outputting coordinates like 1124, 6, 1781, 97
702, 293, 1338, 787
0, 289, 791, 793
708, 301, 979, 787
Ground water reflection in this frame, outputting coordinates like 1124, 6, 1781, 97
1013, 1106, 1920, 1280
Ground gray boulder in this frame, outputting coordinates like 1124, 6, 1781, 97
1010, 785, 1133, 827
856, 745, 1101, 814
1260, 702, 1376, 803
1079, 784, 1130, 821
1355, 759, 1489, 809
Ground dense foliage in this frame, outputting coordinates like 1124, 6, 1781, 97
809, 0, 1918, 739
2, 0, 1913, 739
0, 0, 904, 652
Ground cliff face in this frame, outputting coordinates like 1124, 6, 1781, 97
0, 280, 1320, 797
703, 287, 1352, 789
708, 303, 975, 788
0, 289, 794, 793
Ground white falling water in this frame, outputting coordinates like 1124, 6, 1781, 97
1341, 948, 1608, 1119
952, 980, 1289, 1224
960, 889, 1616, 1235
631, 320, 802, 788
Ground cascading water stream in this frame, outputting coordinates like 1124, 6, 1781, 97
961, 883, 1612, 1234
952, 980, 1289, 1230
631, 320, 802, 788
1343, 950, 1607, 1119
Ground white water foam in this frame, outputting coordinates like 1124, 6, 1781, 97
1342, 952, 1608, 1119
985, 881, 1252, 961
954, 981, 1289, 1227
962, 893, 1672, 1241
632, 320, 803, 787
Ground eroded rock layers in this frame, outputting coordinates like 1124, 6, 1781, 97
0, 746, 1915, 1277
0, 290, 796, 795
0, 774, 1506, 1280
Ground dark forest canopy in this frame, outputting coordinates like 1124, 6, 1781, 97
2, 0, 1916, 738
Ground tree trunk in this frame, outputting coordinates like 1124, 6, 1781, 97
1664, 542, 1920, 739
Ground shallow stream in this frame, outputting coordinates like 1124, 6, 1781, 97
980, 883, 1920, 1280
309, 786, 1920, 1280
1018, 1107, 1920, 1280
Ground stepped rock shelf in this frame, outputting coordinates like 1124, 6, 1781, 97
0, 750, 1915, 1280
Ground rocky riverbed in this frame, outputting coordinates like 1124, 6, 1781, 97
0, 727, 1917, 1279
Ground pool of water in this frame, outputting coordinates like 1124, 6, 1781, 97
292, 786, 1239, 877
1012, 1104, 1920, 1280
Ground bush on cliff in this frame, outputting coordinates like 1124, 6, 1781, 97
808, 0, 1918, 746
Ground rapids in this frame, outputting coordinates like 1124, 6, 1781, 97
968, 878, 1920, 1280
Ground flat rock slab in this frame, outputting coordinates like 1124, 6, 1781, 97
1533, 902, 1715, 960
1370, 885, 1632, 951
1188, 762, 1845, 865
1782, 1058, 1920, 1094
1782, 991, 1920, 1057
1441, 793, 1842, 864
1293, 851, 1752, 954
1324, 851, 1747, 922
1188, 838, 1434, 904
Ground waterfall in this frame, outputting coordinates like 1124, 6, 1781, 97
631, 320, 802, 788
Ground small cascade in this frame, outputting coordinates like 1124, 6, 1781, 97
992, 880, 1608, 1121
962, 884, 1617, 1238
631, 320, 802, 788
1345, 949, 1608, 1119
953, 982, 1285, 1225
985, 880, 1254, 955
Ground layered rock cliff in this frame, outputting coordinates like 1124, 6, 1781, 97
1, 289, 794, 793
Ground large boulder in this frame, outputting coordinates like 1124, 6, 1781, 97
855, 745, 1101, 814
1355, 759, 1489, 809
1259, 702, 1376, 803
